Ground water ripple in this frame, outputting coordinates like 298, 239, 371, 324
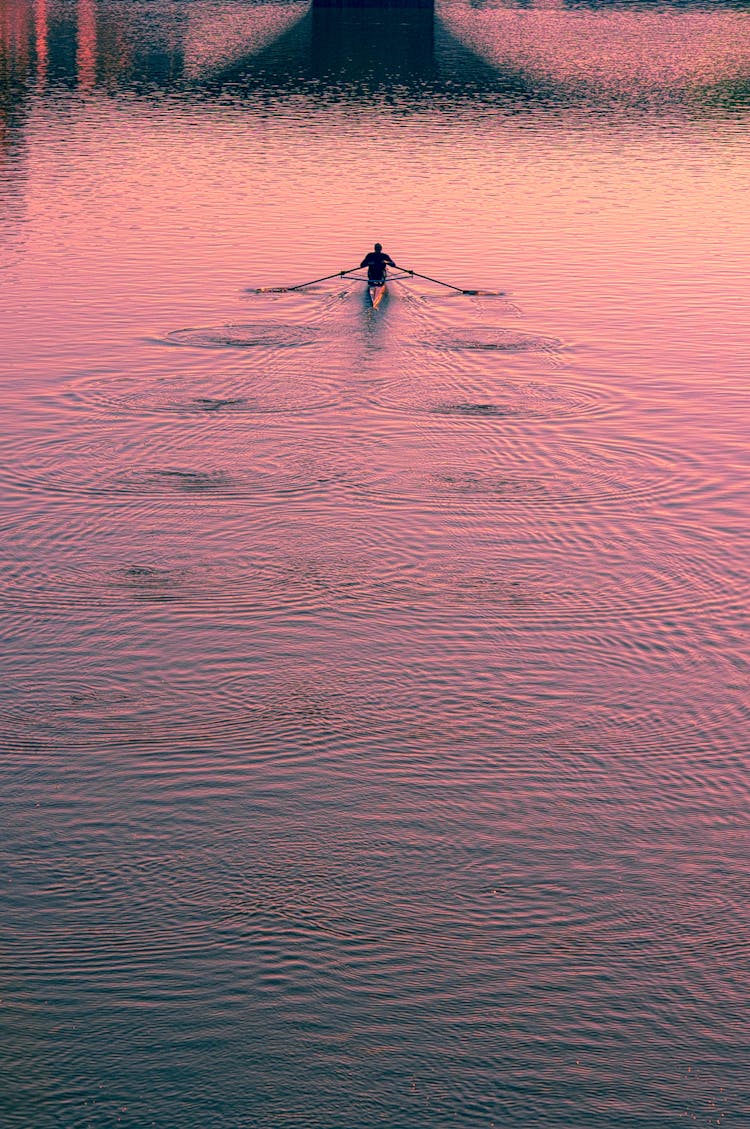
420, 327, 561, 354
352, 434, 707, 512
370, 371, 619, 422
165, 323, 320, 348
0, 428, 361, 502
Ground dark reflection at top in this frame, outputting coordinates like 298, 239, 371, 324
0, 1, 32, 233
208, 6, 537, 102
1, 0, 749, 110
10, 1, 509, 100
0, 0, 547, 104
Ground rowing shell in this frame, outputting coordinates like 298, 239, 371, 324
367, 278, 387, 309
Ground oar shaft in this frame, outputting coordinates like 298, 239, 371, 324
258, 268, 358, 292
259, 266, 497, 297
286, 268, 357, 291
394, 266, 466, 293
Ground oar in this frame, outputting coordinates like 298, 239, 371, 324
255, 268, 359, 294
394, 265, 503, 297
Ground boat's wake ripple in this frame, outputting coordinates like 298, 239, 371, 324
419, 328, 561, 353
165, 323, 319, 348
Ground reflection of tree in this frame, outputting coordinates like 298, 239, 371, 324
1, 0, 32, 89
95, 1, 188, 88
33, 0, 48, 84
96, 8, 134, 90
77, 0, 96, 88
0, 0, 188, 92
0, 85, 28, 259
1, 0, 31, 172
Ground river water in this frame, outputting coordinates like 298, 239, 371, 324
1, 1, 749, 1125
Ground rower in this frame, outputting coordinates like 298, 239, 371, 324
360, 243, 395, 284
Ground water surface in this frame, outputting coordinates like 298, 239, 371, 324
1, 1, 749, 1126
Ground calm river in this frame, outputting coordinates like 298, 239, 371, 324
1, 0, 749, 1125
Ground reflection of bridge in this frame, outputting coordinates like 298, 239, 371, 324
0, 0, 507, 96
2, 0, 750, 106
312, 0, 433, 8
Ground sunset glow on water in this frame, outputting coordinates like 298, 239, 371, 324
1, 1, 749, 1125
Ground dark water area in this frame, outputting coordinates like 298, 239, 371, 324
1, 0, 749, 1126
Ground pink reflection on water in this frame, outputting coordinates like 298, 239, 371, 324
77, 0, 96, 89
33, 0, 46, 85
181, 1, 310, 80
0, 0, 31, 79
442, 3, 750, 98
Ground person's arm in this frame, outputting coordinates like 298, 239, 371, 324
360, 254, 371, 268
385, 254, 395, 266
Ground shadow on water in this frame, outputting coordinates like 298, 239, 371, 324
192, 4, 544, 103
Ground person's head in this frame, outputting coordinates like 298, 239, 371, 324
374, 243, 382, 252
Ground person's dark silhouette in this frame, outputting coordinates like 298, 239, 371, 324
360, 243, 395, 283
